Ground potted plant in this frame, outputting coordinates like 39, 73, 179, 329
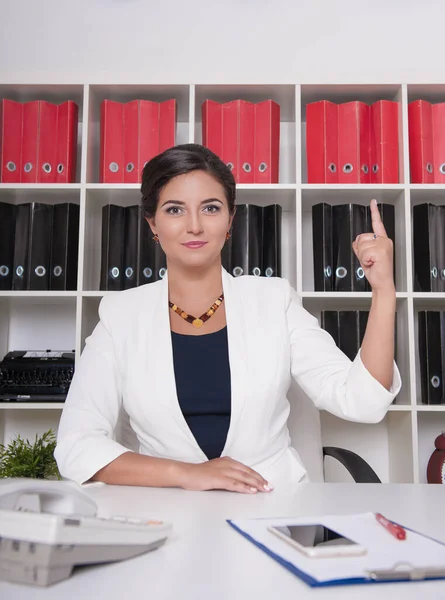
0, 429, 61, 479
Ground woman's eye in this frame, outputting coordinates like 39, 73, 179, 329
166, 206, 182, 215
204, 205, 220, 213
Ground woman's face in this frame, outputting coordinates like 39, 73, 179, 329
146, 170, 234, 271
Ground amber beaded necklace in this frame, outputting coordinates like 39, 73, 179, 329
168, 294, 224, 329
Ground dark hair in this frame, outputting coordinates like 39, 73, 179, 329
141, 143, 236, 219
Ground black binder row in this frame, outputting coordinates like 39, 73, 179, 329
222, 204, 282, 278
320, 310, 369, 361
413, 204, 445, 292
418, 311, 445, 404
312, 202, 396, 292
0, 202, 79, 291
100, 204, 167, 291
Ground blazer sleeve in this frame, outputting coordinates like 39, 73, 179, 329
284, 280, 402, 423
54, 295, 134, 485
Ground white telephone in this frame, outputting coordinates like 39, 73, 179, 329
0, 478, 172, 587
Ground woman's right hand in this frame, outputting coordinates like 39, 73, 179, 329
177, 457, 274, 494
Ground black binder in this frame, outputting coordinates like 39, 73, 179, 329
365, 203, 396, 291
438, 205, 445, 293
413, 203, 439, 292
418, 311, 444, 404
28, 203, 53, 291
0, 202, 16, 291
100, 204, 125, 291
321, 310, 369, 361
262, 204, 282, 277
333, 204, 367, 292
312, 203, 333, 291
123, 205, 139, 290
320, 311, 339, 346
138, 209, 167, 285
12, 203, 31, 291
230, 204, 263, 277
50, 203, 80, 291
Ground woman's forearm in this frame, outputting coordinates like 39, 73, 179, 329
90, 451, 186, 487
360, 286, 396, 391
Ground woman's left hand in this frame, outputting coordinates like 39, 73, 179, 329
352, 199, 395, 293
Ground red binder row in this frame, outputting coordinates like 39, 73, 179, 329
0, 100, 78, 184
100, 99, 176, 183
202, 100, 280, 184
409, 100, 445, 183
306, 100, 399, 183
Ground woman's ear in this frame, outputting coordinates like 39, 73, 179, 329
228, 207, 236, 230
145, 216, 156, 236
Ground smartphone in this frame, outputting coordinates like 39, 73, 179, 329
268, 524, 367, 558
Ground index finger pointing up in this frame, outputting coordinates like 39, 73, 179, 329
370, 199, 388, 238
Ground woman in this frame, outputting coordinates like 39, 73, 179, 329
55, 144, 401, 494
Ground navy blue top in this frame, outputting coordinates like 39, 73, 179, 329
171, 326, 231, 460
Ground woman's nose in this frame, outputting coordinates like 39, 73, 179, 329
186, 212, 204, 234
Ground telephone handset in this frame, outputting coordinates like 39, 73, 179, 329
0, 478, 172, 587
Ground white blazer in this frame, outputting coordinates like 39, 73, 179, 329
55, 268, 401, 490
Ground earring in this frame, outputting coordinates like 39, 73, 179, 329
153, 234, 159, 243
225, 231, 231, 241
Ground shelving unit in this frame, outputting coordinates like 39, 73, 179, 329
0, 83, 444, 484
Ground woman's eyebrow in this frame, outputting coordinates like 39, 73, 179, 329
160, 198, 224, 207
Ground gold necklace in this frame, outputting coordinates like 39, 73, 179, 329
169, 294, 224, 329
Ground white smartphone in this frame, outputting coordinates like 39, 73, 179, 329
268, 524, 367, 558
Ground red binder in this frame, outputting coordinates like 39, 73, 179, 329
100, 100, 124, 183
202, 100, 223, 158
123, 100, 140, 184
337, 101, 371, 184
222, 100, 240, 181
21, 101, 40, 184
55, 101, 78, 183
0, 99, 22, 183
306, 100, 338, 183
238, 100, 255, 184
408, 100, 434, 184
370, 100, 399, 183
432, 103, 445, 183
254, 100, 280, 184
158, 99, 176, 153
37, 101, 58, 184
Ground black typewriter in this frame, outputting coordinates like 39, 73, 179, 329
0, 350, 75, 402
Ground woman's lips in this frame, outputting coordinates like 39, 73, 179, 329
182, 241, 208, 249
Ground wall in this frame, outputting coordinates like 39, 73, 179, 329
1, 0, 444, 84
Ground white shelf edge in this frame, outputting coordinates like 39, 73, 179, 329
388, 405, 413, 411
0, 291, 79, 298
0, 403, 65, 410
415, 405, 445, 412
412, 293, 445, 299
300, 184, 406, 191
300, 292, 409, 299
0, 184, 82, 191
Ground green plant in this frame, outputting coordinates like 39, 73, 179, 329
0, 429, 61, 479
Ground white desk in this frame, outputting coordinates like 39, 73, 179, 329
1, 483, 445, 599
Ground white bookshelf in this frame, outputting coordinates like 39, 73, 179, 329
0, 83, 444, 485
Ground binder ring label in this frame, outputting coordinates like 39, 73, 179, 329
432, 267, 438, 278
42, 163, 51, 174
109, 162, 119, 173
372, 164, 379, 173
53, 266, 63, 277
441, 268, 445, 279
342, 163, 353, 174
431, 375, 441, 388
24, 162, 33, 173
242, 162, 251, 173
35, 266, 46, 277
426, 162, 433, 174
440, 163, 445, 175
265, 267, 274, 277
0, 265, 9, 277
110, 267, 120, 279
336, 266, 347, 279
142, 267, 153, 279
57, 163, 64, 174
328, 163, 336, 173
126, 163, 135, 173
6, 161, 16, 172
125, 267, 134, 278
16, 266, 24, 277
226, 162, 234, 171
252, 267, 261, 276
362, 164, 369, 174
159, 268, 166, 279
356, 267, 365, 279
259, 162, 268, 173
324, 266, 332, 278
232, 266, 244, 277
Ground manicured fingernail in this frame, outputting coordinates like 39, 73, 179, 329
372, 199, 377, 206
250, 487, 257, 493
264, 483, 274, 491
